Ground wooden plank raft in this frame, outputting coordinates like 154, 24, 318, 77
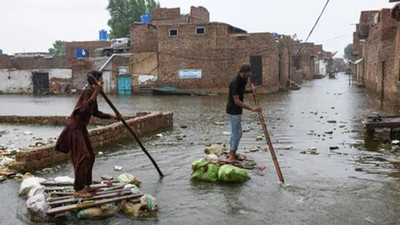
48, 189, 133, 206
42, 176, 144, 216
47, 193, 142, 215
365, 115, 400, 137
46, 184, 125, 197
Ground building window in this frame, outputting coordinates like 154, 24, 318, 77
195, 27, 205, 35
169, 29, 178, 36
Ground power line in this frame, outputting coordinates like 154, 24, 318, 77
314, 33, 351, 43
296, 0, 330, 55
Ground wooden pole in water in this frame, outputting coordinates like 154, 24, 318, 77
250, 83, 285, 183
99, 91, 164, 177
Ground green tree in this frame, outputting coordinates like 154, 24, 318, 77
344, 43, 359, 61
48, 40, 66, 56
107, 0, 160, 38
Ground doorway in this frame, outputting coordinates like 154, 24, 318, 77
32, 72, 49, 95
250, 55, 262, 85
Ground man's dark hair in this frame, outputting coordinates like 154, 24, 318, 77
239, 64, 252, 73
87, 70, 103, 85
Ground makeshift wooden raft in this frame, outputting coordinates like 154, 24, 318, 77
42, 180, 142, 215
365, 115, 400, 138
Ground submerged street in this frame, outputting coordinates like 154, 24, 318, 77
1, 74, 400, 224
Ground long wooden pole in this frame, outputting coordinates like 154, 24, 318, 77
99, 91, 164, 177
250, 83, 284, 183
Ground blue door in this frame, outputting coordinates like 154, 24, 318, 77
117, 75, 131, 95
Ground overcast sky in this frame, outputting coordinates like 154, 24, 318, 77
0, 0, 395, 57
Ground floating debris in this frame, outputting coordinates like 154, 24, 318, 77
392, 140, 400, 145
114, 166, 122, 171
255, 136, 263, 141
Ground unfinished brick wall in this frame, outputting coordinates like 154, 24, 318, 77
156, 22, 280, 93
65, 41, 110, 66
130, 23, 159, 53
189, 6, 210, 23
65, 41, 110, 89
151, 7, 185, 26
0, 115, 135, 126
9, 112, 173, 172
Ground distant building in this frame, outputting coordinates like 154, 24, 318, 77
128, 6, 331, 93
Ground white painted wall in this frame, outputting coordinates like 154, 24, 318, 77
319, 60, 327, 76
0, 69, 72, 93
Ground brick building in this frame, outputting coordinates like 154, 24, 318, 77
65, 41, 111, 90
131, 7, 288, 93
129, 6, 332, 93
353, 8, 400, 103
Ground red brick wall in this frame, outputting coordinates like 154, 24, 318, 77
0, 55, 11, 69
156, 23, 280, 92
9, 112, 173, 172
363, 9, 398, 102
130, 23, 159, 53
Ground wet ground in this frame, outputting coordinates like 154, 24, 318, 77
1, 73, 400, 225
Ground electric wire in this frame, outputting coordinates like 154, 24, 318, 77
296, 0, 330, 55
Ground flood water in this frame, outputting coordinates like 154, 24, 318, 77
1, 73, 400, 225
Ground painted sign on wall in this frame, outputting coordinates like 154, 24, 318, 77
178, 69, 202, 79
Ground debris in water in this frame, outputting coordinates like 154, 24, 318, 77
24, 131, 33, 135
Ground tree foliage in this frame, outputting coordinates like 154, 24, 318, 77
343, 43, 359, 61
48, 40, 66, 56
107, 0, 160, 38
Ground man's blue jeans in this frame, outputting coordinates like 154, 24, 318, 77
228, 114, 242, 151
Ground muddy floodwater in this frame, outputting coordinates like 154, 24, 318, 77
2, 74, 400, 225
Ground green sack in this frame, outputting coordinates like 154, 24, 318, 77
190, 159, 220, 182
218, 165, 250, 183
191, 158, 206, 170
